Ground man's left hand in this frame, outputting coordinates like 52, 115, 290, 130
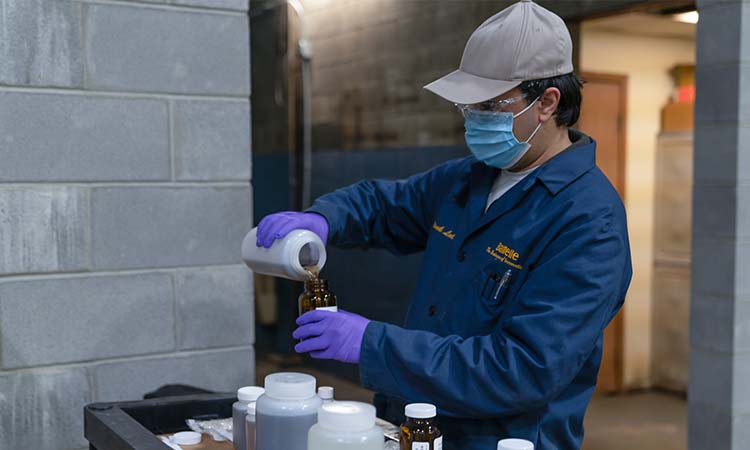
293, 309, 370, 364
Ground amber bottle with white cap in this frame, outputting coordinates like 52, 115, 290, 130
497, 438, 534, 450
399, 403, 442, 450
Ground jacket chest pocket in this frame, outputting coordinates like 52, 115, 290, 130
468, 263, 519, 325
479, 265, 515, 303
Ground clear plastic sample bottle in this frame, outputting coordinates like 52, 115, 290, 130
497, 438, 534, 450
308, 401, 384, 450
317, 386, 334, 403
233, 386, 265, 450
255, 372, 322, 450
246, 402, 258, 450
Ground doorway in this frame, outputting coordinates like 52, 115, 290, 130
576, 72, 628, 393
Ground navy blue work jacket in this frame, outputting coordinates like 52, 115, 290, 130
307, 131, 632, 450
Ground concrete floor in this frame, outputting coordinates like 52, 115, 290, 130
256, 353, 687, 450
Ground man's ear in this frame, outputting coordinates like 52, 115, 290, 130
537, 87, 561, 123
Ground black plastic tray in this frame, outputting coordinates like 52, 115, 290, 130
84, 393, 235, 450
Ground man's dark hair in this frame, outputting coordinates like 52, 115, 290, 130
519, 73, 584, 128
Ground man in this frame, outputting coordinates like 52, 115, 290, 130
255, 1, 632, 448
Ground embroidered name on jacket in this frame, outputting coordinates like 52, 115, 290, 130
432, 222, 456, 240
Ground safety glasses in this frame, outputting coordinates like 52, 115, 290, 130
455, 94, 527, 117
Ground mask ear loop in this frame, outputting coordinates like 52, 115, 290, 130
513, 96, 543, 144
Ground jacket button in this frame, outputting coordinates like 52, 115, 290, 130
457, 251, 466, 262
428, 305, 436, 316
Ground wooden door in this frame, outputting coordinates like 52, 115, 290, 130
576, 72, 627, 394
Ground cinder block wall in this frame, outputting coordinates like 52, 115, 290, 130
0, 1, 253, 449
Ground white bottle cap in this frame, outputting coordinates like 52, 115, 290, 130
318, 386, 334, 400
317, 401, 377, 432
172, 431, 202, 445
404, 403, 437, 419
264, 372, 316, 400
497, 438, 534, 450
238, 386, 265, 403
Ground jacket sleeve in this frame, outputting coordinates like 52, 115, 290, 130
306, 158, 467, 255
358, 209, 632, 418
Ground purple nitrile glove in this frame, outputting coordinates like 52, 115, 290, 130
256, 211, 329, 248
292, 309, 370, 364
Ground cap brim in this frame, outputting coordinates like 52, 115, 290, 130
423, 69, 522, 105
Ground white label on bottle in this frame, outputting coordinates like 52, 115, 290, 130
411, 443, 429, 450
316, 306, 338, 312
434, 436, 443, 450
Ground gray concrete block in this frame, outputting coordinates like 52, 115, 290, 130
175, 265, 254, 350
689, 349, 732, 409
691, 238, 735, 298
733, 413, 750, 448
690, 294, 735, 354
734, 354, 750, 412
0, 0, 83, 87
0, 92, 169, 182
0, 274, 175, 368
0, 188, 88, 275
172, 0, 249, 11
740, 185, 750, 239
695, 63, 750, 124
688, 401, 731, 450
0, 368, 90, 450
694, 124, 739, 185
739, 242, 750, 297
91, 187, 251, 270
92, 348, 254, 402
85, 4, 250, 95
690, 350, 750, 413
693, 185, 737, 240
114, 0, 248, 9
173, 100, 251, 181
696, 3, 748, 67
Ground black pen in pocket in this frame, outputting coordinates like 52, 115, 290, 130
493, 269, 512, 300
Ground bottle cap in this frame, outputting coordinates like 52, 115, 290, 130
264, 372, 316, 400
318, 401, 378, 432
172, 431, 202, 445
404, 403, 437, 419
237, 386, 265, 403
497, 439, 534, 450
318, 386, 334, 400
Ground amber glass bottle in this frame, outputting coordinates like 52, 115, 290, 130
298, 277, 337, 316
400, 404, 442, 450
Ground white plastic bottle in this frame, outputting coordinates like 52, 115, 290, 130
497, 438, 534, 450
255, 372, 322, 450
246, 402, 258, 450
318, 386, 334, 403
241, 228, 326, 281
233, 386, 265, 450
307, 401, 384, 450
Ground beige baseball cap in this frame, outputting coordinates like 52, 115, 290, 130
424, 0, 573, 105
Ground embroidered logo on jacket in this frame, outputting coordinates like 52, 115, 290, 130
486, 242, 523, 270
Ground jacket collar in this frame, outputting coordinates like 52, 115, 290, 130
452, 129, 597, 207
534, 129, 597, 195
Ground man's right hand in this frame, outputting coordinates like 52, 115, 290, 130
256, 212, 329, 248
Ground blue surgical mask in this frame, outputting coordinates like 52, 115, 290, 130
463, 98, 543, 169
